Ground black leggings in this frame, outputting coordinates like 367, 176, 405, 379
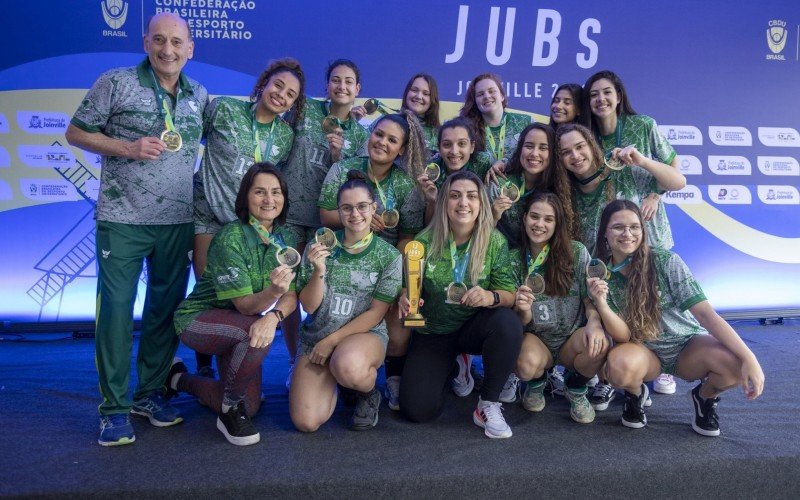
399, 307, 523, 423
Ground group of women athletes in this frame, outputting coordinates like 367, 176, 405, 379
164, 58, 765, 446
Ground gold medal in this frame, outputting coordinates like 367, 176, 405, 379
276, 247, 301, 268
525, 272, 546, 295
587, 258, 610, 280
445, 282, 469, 304
363, 98, 379, 115
604, 155, 624, 171
322, 115, 343, 134
161, 129, 183, 152
314, 227, 338, 250
382, 209, 400, 229
500, 183, 521, 202
424, 162, 441, 182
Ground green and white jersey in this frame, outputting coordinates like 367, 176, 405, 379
606, 248, 707, 352
421, 123, 439, 156
195, 97, 294, 226
509, 241, 589, 351
416, 229, 516, 335
173, 220, 297, 334
598, 114, 677, 249
318, 157, 424, 246
71, 58, 208, 224
572, 167, 656, 255
282, 98, 369, 228
428, 152, 493, 191
483, 111, 532, 163
297, 232, 402, 346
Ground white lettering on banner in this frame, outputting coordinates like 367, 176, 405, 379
445, 5, 600, 67
486, 7, 515, 66
708, 126, 752, 146
659, 125, 703, 146
757, 185, 799, 204
154, 0, 256, 41
708, 185, 752, 205
708, 156, 752, 175
758, 127, 800, 147
677, 155, 703, 175
662, 185, 702, 204
757, 156, 799, 176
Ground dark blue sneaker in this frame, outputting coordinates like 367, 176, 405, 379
98, 414, 135, 447
131, 392, 183, 427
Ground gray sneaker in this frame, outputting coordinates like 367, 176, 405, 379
521, 380, 546, 412
565, 387, 596, 424
349, 388, 381, 431
499, 373, 520, 403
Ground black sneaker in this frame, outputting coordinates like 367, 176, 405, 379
688, 384, 720, 437
164, 357, 188, 399
349, 388, 381, 431
621, 383, 649, 429
589, 382, 616, 411
216, 401, 260, 446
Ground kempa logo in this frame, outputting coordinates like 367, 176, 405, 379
766, 20, 787, 60
102, 0, 128, 29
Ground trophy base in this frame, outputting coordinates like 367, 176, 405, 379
403, 315, 426, 328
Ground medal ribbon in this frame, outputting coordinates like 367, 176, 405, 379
249, 215, 286, 251
148, 67, 178, 135
485, 113, 507, 160
366, 160, 396, 210
525, 244, 550, 277
342, 231, 374, 251
252, 105, 277, 163
597, 115, 624, 162
608, 255, 632, 274
449, 236, 472, 284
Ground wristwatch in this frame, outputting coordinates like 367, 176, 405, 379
269, 309, 285, 322
492, 291, 500, 306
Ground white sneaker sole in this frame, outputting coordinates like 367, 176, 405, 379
130, 410, 183, 428
687, 390, 720, 437
654, 384, 677, 395
452, 375, 474, 397
216, 417, 261, 446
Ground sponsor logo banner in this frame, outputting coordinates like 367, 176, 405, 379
18, 145, 76, 168
677, 155, 703, 175
708, 126, 752, 146
757, 185, 799, 204
758, 127, 800, 147
16, 111, 69, 135
663, 185, 703, 205
708, 156, 752, 175
659, 125, 703, 145
19, 179, 80, 201
756, 156, 799, 176
708, 185, 752, 205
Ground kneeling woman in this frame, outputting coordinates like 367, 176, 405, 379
589, 200, 765, 435
290, 171, 403, 432
399, 170, 522, 438
172, 163, 298, 446
512, 192, 606, 424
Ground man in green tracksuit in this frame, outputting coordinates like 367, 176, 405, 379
65, 12, 208, 446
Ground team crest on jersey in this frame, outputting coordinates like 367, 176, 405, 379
101, 249, 111, 259
188, 101, 198, 113
369, 272, 379, 284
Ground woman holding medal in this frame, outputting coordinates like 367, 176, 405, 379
290, 171, 403, 432
549, 83, 583, 129
318, 110, 426, 410
510, 192, 605, 423
191, 58, 305, 378
398, 170, 522, 439
588, 200, 764, 435
556, 123, 685, 256
416, 117, 493, 225
171, 163, 298, 446
460, 73, 532, 168
584, 70, 684, 397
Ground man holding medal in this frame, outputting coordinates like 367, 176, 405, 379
65, 12, 208, 447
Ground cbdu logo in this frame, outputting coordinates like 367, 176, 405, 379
102, 0, 128, 29
766, 20, 787, 60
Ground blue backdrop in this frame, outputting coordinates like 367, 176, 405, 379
0, 1, 798, 322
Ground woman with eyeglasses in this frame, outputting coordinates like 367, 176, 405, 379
589, 200, 764, 435
290, 170, 402, 432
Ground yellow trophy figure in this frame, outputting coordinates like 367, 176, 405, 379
403, 240, 426, 327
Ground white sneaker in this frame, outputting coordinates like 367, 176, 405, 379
384, 376, 401, 411
473, 398, 512, 439
653, 373, 677, 394
587, 374, 599, 387
499, 373, 519, 403
452, 353, 474, 397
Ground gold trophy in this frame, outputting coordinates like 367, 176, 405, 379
403, 240, 426, 327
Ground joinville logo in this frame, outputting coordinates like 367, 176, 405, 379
766, 20, 787, 60
102, 0, 128, 29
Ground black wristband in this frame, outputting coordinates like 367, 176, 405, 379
269, 309, 284, 322
492, 291, 500, 306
